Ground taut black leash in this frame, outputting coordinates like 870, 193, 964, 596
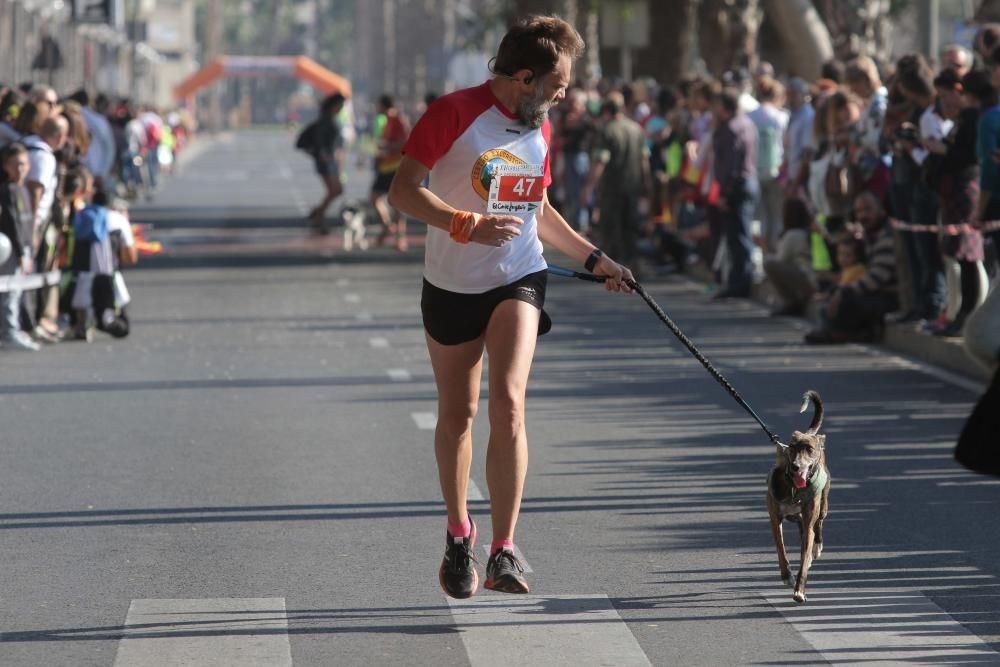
548, 264, 784, 446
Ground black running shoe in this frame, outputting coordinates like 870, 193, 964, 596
484, 546, 530, 594
438, 520, 479, 599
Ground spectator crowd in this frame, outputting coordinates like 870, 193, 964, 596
544, 30, 1000, 350
0, 81, 188, 351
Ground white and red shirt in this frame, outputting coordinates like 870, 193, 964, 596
403, 81, 552, 293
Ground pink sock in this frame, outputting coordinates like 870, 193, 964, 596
491, 538, 514, 553
447, 517, 471, 538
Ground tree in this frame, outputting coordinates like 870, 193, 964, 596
763, 0, 834, 80
698, 0, 762, 77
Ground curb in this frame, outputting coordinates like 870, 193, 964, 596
682, 263, 993, 385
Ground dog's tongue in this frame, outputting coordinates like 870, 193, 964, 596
794, 469, 809, 489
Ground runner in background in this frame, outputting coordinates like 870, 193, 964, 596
371, 95, 410, 251
388, 15, 633, 600
303, 93, 345, 235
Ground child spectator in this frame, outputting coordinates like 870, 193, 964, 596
835, 234, 868, 287
764, 197, 815, 316
0, 143, 39, 351
70, 187, 137, 341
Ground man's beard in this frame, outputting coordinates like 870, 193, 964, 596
518, 85, 552, 129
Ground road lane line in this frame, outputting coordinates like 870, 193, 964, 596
386, 368, 412, 382
448, 595, 651, 666
335, 278, 350, 287
112, 598, 291, 667
411, 412, 436, 430
764, 589, 997, 664
355, 311, 373, 322
344, 293, 361, 304
369, 337, 389, 348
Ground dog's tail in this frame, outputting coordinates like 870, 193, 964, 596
799, 390, 824, 435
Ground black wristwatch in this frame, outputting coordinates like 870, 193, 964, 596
584, 248, 604, 273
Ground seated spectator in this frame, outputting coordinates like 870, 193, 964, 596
833, 234, 868, 287
805, 191, 898, 344
764, 197, 815, 316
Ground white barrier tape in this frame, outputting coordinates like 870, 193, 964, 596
890, 217, 1000, 235
0, 270, 61, 293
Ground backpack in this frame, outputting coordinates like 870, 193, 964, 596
295, 121, 321, 156
73, 205, 108, 242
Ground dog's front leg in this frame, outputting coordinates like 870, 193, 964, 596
794, 509, 819, 603
767, 497, 792, 587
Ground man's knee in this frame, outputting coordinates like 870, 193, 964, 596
488, 394, 525, 437
438, 402, 478, 439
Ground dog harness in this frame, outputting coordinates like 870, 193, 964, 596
770, 465, 829, 504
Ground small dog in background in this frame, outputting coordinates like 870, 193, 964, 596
338, 205, 369, 251
767, 390, 830, 604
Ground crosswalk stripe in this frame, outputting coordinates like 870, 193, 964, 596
411, 412, 436, 430
448, 595, 651, 666
369, 337, 389, 348
386, 368, 412, 382
355, 311, 374, 322
112, 598, 292, 667
765, 589, 998, 664
467, 478, 484, 501
344, 293, 361, 304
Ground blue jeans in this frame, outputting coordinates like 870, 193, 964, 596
1, 269, 22, 338
905, 186, 945, 319
723, 182, 758, 296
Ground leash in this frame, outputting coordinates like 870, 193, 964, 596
548, 264, 785, 447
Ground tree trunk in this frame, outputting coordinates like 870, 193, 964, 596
644, 0, 696, 85
698, 0, 763, 78
817, 0, 892, 63
763, 0, 834, 80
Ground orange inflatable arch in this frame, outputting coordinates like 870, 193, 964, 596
174, 56, 352, 103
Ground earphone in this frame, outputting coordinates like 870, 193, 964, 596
488, 57, 535, 86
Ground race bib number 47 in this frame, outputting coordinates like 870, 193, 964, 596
487, 163, 545, 215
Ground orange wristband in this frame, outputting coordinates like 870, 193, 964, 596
449, 210, 480, 244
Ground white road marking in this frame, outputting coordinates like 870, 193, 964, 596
344, 293, 361, 304
448, 595, 651, 667
112, 598, 291, 667
278, 165, 293, 180
386, 368, 412, 382
467, 478, 485, 502
369, 337, 389, 348
938, 480, 1000, 486
355, 311, 373, 322
336, 278, 350, 287
765, 590, 998, 665
411, 412, 436, 430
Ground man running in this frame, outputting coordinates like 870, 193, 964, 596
389, 15, 633, 599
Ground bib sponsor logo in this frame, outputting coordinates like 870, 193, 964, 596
471, 149, 526, 201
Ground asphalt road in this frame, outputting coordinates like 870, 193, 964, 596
1, 130, 998, 666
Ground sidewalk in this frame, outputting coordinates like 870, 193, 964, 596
682, 263, 993, 386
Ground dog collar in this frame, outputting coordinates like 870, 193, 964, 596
787, 465, 829, 503
767, 466, 830, 503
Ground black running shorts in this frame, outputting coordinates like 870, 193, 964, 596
421, 270, 552, 346
372, 170, 395, 194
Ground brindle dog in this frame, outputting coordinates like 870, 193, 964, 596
767, 390, 830, 604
